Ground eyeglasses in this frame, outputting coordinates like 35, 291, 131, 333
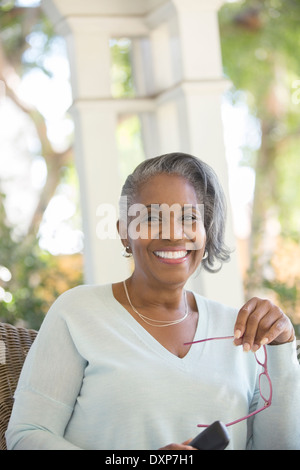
184, 335, 273, 428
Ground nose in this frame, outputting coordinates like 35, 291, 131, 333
162, 214, 184, 241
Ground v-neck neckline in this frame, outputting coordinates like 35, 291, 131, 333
106, 284, 209, 369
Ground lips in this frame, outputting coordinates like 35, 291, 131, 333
154, 250, 188, 259
153, 249, 190, 264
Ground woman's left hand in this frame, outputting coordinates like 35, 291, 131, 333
234, 297, 295, 352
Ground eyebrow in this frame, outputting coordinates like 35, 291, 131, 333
144, 204, 200, 209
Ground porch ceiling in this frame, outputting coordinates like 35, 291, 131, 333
41, 0, 168, 21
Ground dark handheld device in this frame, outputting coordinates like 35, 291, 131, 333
189, 421, 230, 450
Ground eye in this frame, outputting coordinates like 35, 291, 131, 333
143, 211, 161, 223
147, 215, 160, 223
182, 213, 198, 222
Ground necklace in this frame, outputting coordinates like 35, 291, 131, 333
123, 280, 190, 328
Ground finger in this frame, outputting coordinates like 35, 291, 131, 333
250, 312, 277, 348
250, 304, 294, 346
183, 438, 193, 445
234, 298, 260, 344
181, 438, 199, 450
234, 298, 272, 351
159, 442, 196, 450
242, 301, 273, 351
234, 298, 295, 350
261, 315, 294, 345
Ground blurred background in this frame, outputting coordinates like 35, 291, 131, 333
0, 0, 300, 333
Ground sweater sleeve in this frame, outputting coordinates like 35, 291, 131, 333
5, 292, 86, 450
247, 340, 300, 450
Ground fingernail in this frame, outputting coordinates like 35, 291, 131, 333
234, 329, 242, 339
252, 344, 260, 352
243, 342, 251, 352
260, 337, 269, 346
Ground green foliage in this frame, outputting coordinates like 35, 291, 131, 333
263, 279, 297, 310
219, 0, 300, 114
219, 0, 300, 224
274, 137, 300, 234
0, 194, 83, 330
0, 195, 43, 328
219, 1, 300, 323
0, 1, 56, 76
110, 38, 135, 98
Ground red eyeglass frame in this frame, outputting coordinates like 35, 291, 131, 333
184, 335, 273, 427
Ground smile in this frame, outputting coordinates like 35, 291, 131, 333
153, 250, 189, 260
153, 250, 191, 265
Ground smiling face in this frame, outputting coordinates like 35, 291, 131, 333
121, 173, 206, 288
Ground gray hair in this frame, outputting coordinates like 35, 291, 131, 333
120, 152, 231, 273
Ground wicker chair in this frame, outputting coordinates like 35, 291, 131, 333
0, 322, 37, 450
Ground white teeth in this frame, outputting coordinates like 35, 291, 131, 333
154, 250, 188, 259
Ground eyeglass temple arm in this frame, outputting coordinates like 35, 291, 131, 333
184, 335, 234, 346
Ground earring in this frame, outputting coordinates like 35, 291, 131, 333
122, 246, 132, 258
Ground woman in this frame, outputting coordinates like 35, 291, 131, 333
6, 152, 300, 450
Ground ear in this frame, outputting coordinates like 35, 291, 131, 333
117, 219, 129, 248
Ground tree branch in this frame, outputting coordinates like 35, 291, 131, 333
0, 36, 74, 237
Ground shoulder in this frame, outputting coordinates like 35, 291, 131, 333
45, 284, 113, 322
54, 283, 111, 304
32, 284, 116, 354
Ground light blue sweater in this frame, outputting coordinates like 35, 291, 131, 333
6, 284, 300, 450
